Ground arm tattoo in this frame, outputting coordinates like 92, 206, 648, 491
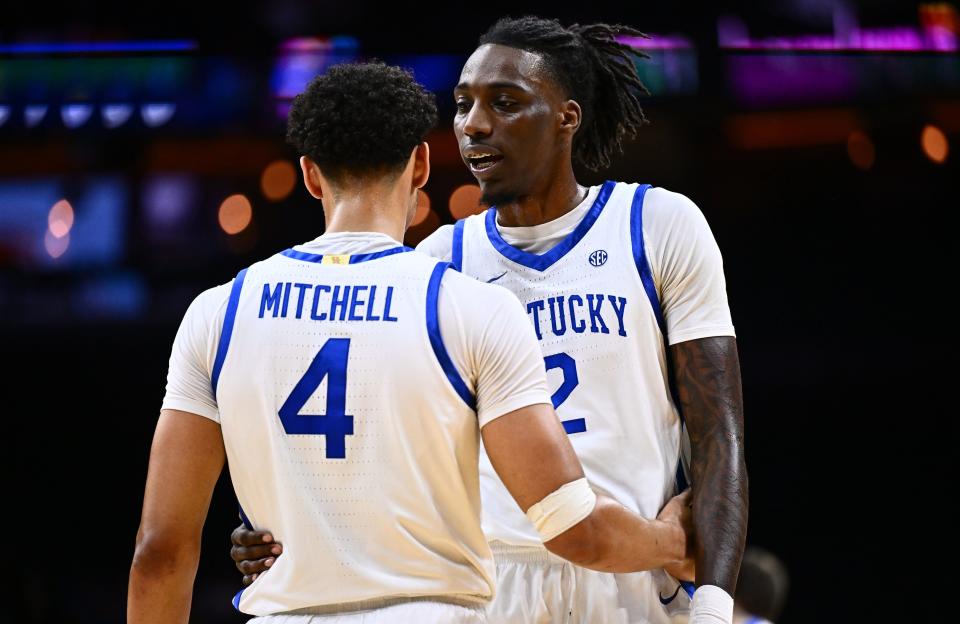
670, 336, 748, 593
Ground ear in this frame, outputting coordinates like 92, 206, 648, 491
410, 142, 431, 190
558, 99, 582, 137
299, 156, 324, 200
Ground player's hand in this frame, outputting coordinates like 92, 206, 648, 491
657, 489, 696, 582
230, 524, 283, 586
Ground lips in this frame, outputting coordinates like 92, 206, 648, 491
462, 145, 505, 177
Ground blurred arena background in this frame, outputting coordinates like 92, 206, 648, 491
3, 1, 954, 621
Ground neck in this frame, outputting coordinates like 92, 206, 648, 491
322, 184, 409, 243
494, 165, 583, 228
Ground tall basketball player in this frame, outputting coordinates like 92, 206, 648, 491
128, 62, 695, 624
234, 16, 748, 624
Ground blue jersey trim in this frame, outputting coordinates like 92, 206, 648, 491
681, 581, 696, 599
629, 184, 691, 494
483, 180, 617, 271
238, 504, 253, 530
211, 268, 248, 397
426, 262, 476, 410
629, 184, 667, 335
451, 219, 465, 271
232, 588, 244, 610
279, 246, 413, 264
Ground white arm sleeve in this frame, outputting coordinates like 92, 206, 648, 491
160, 284, 231, 422
437, 272, 551, 427
415, 224, 455, 262
643, 188, 736, 345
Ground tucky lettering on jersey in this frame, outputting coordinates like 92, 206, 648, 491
258, 281, 399, 322
524, 293, 628, 340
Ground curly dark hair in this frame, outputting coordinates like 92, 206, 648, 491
479, 16, 651, 171
286, 62, 438, 183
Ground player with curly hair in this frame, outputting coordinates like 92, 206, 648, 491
128, 61, 695, 624
234, 17, 747, 623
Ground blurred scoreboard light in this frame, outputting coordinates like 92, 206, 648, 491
618, 34, 699, 97
272, 36, 360, 118
387, 55, 465, 95
142, 174, 199, 242
73, 272, 148, 320
720, 15, 960, 108
0, 176, 127, 270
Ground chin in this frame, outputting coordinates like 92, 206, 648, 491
479, 181, 520, 207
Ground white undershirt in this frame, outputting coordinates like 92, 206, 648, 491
496, 185, 600, 254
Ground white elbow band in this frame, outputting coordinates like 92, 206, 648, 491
689, 585, 734, 624
525, 478, 597, 542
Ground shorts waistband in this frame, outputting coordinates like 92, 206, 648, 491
279, 594, 486, 616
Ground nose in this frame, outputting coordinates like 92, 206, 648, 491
460, 102, 492, 139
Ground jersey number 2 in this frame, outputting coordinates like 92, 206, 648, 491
544, 352, 585, 434
278, 338, 354, 458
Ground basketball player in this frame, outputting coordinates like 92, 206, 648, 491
232, 17, 746, 623
128, 62, 695, 624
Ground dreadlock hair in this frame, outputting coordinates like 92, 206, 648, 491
286, 62, 438, 186
479, 16, 650, 171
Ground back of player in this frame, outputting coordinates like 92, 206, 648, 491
215, 248, 493, 615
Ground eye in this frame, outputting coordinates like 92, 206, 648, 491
494, 98, 516, 109
455, 99, 471, 114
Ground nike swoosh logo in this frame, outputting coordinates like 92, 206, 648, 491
486, 271, 508, 284
658, 584, 682, 605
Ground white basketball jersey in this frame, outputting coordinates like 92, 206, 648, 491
213, 247, 495, 615
452, 181, 685, 547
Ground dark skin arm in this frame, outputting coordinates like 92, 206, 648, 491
670, 335, 748, 594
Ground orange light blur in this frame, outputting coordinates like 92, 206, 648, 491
921, 125, 949, 164
727, 109, 860, 150
219, 194, 253, 235
44, 230, 70, 259
48, 199, 74, 239
412, 190, 432, 226
449, 184, 483, 219
846, 131, 876, 171
260, 160, 298, 201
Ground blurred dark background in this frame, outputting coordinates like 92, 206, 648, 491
4, 0, 956, 622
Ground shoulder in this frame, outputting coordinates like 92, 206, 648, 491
182, 281, 233, 330
438, 268, 523, 321
416, 224, 455, 260
641, 186, 704, 224
636, 186, 715, 244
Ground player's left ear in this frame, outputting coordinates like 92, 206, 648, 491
299, 156, 324, 200
558, 100, 582, 137
410, 142, 430, 191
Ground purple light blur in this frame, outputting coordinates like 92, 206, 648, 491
272, 37, 360, 106
718, 16, 958, 52
617, 34, 694, 50
143, 174, 195, 231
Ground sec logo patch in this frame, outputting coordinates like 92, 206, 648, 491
589, 250, 608, 267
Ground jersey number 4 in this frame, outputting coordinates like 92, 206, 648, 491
278, 338, 354, 458
544, 352, 586, 434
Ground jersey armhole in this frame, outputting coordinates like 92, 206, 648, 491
210, 267, 248, 398
451, 219, 465, 272
630, 186, 691, 492
425, 262, 476, 410
629, 184, 668, 337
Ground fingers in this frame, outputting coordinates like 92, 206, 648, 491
230, 542, 283, 563
231, 524, 276, 547
237, 556, 276, 576
242, 573, 258, 587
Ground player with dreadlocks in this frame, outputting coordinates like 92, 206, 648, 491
232, 16, 747, 624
